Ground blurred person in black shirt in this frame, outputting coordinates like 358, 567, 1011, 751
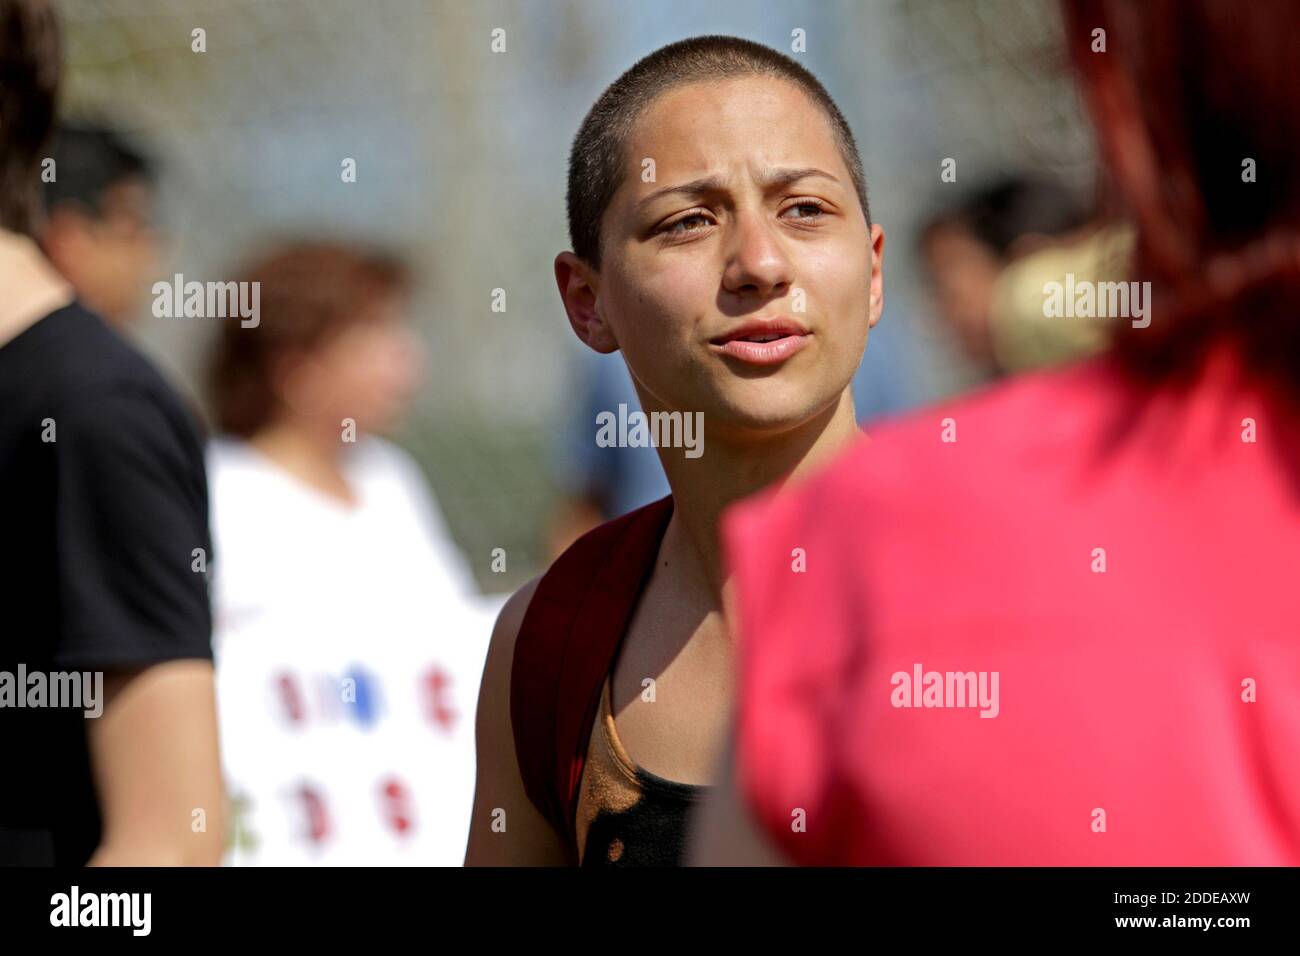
0, 0, 223, 866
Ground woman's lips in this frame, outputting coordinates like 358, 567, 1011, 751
712, 332, 810, 365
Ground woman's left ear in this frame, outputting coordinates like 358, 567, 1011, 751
868, 223, 886, 329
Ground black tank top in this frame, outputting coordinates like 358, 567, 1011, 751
575, 673, 709, 866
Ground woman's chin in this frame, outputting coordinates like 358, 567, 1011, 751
704, 399, 839, 442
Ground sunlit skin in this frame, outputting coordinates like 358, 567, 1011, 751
553, 72, 883, 579
555, 75, 884, 594
561, 75, 882, 448
467, 73, 883, 865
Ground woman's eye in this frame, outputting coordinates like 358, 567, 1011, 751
664, 213, 710, 235
784, 201, 826, 220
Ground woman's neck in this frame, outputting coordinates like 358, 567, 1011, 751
652, 388, 862, 600
248, 418, 359, 507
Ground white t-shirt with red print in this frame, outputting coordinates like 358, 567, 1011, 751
208, 434, 501, 866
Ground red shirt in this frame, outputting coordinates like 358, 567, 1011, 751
723, 343, 1300, 864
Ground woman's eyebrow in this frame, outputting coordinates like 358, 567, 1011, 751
635, 166, 840, 210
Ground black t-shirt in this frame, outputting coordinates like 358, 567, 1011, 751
0, 302, 213, 866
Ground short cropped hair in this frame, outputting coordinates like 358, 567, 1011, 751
566, 35, 870, 271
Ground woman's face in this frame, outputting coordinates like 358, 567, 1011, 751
277, 294, 425, 435
560, 75, 884, 440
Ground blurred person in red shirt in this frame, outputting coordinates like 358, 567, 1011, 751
695, 0, 1300, 865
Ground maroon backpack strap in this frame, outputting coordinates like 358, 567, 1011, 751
510, 495, 674, 851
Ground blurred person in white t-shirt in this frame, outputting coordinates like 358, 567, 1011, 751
204, 241, 491, 865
